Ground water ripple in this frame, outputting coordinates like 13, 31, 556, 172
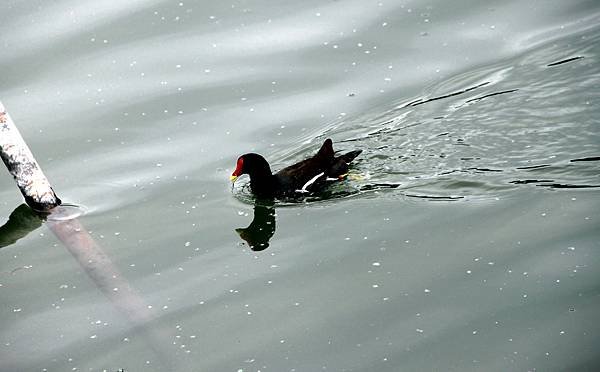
271, 25, 600, 201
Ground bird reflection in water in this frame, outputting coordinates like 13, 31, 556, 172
235, 201, 276, 251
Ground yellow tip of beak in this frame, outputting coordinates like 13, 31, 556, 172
230, 175, 238, 182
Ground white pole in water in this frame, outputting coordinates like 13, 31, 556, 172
0, 101, 178, 368
0, 101, 61, 211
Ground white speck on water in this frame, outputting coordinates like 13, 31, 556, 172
372, 262, 381, 266
13, 308, 22, 312
416, 328, 424, 333
90, 334, 97, 339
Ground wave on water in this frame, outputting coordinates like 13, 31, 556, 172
253, 25, 600, 204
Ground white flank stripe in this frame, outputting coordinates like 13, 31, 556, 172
296, 172, 325, 193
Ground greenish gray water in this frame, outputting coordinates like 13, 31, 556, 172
1, 0, 599, 371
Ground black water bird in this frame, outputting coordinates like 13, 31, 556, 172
230, 139, 361, 198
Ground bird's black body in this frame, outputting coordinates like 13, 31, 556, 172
231, 139, 361, 198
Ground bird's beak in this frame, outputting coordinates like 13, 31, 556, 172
230, 175, 238, 183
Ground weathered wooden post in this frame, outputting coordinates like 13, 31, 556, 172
0, 101, 61, 211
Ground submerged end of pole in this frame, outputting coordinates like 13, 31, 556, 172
21, 187, 62, 212
1, 101, 62, 212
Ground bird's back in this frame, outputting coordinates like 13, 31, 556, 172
274, 139, 361, 195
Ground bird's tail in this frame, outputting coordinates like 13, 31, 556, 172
338, 150, 362, 164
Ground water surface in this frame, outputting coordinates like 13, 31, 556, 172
1, 0, 599, 371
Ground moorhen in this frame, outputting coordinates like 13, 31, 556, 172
230, 138, 361, 198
